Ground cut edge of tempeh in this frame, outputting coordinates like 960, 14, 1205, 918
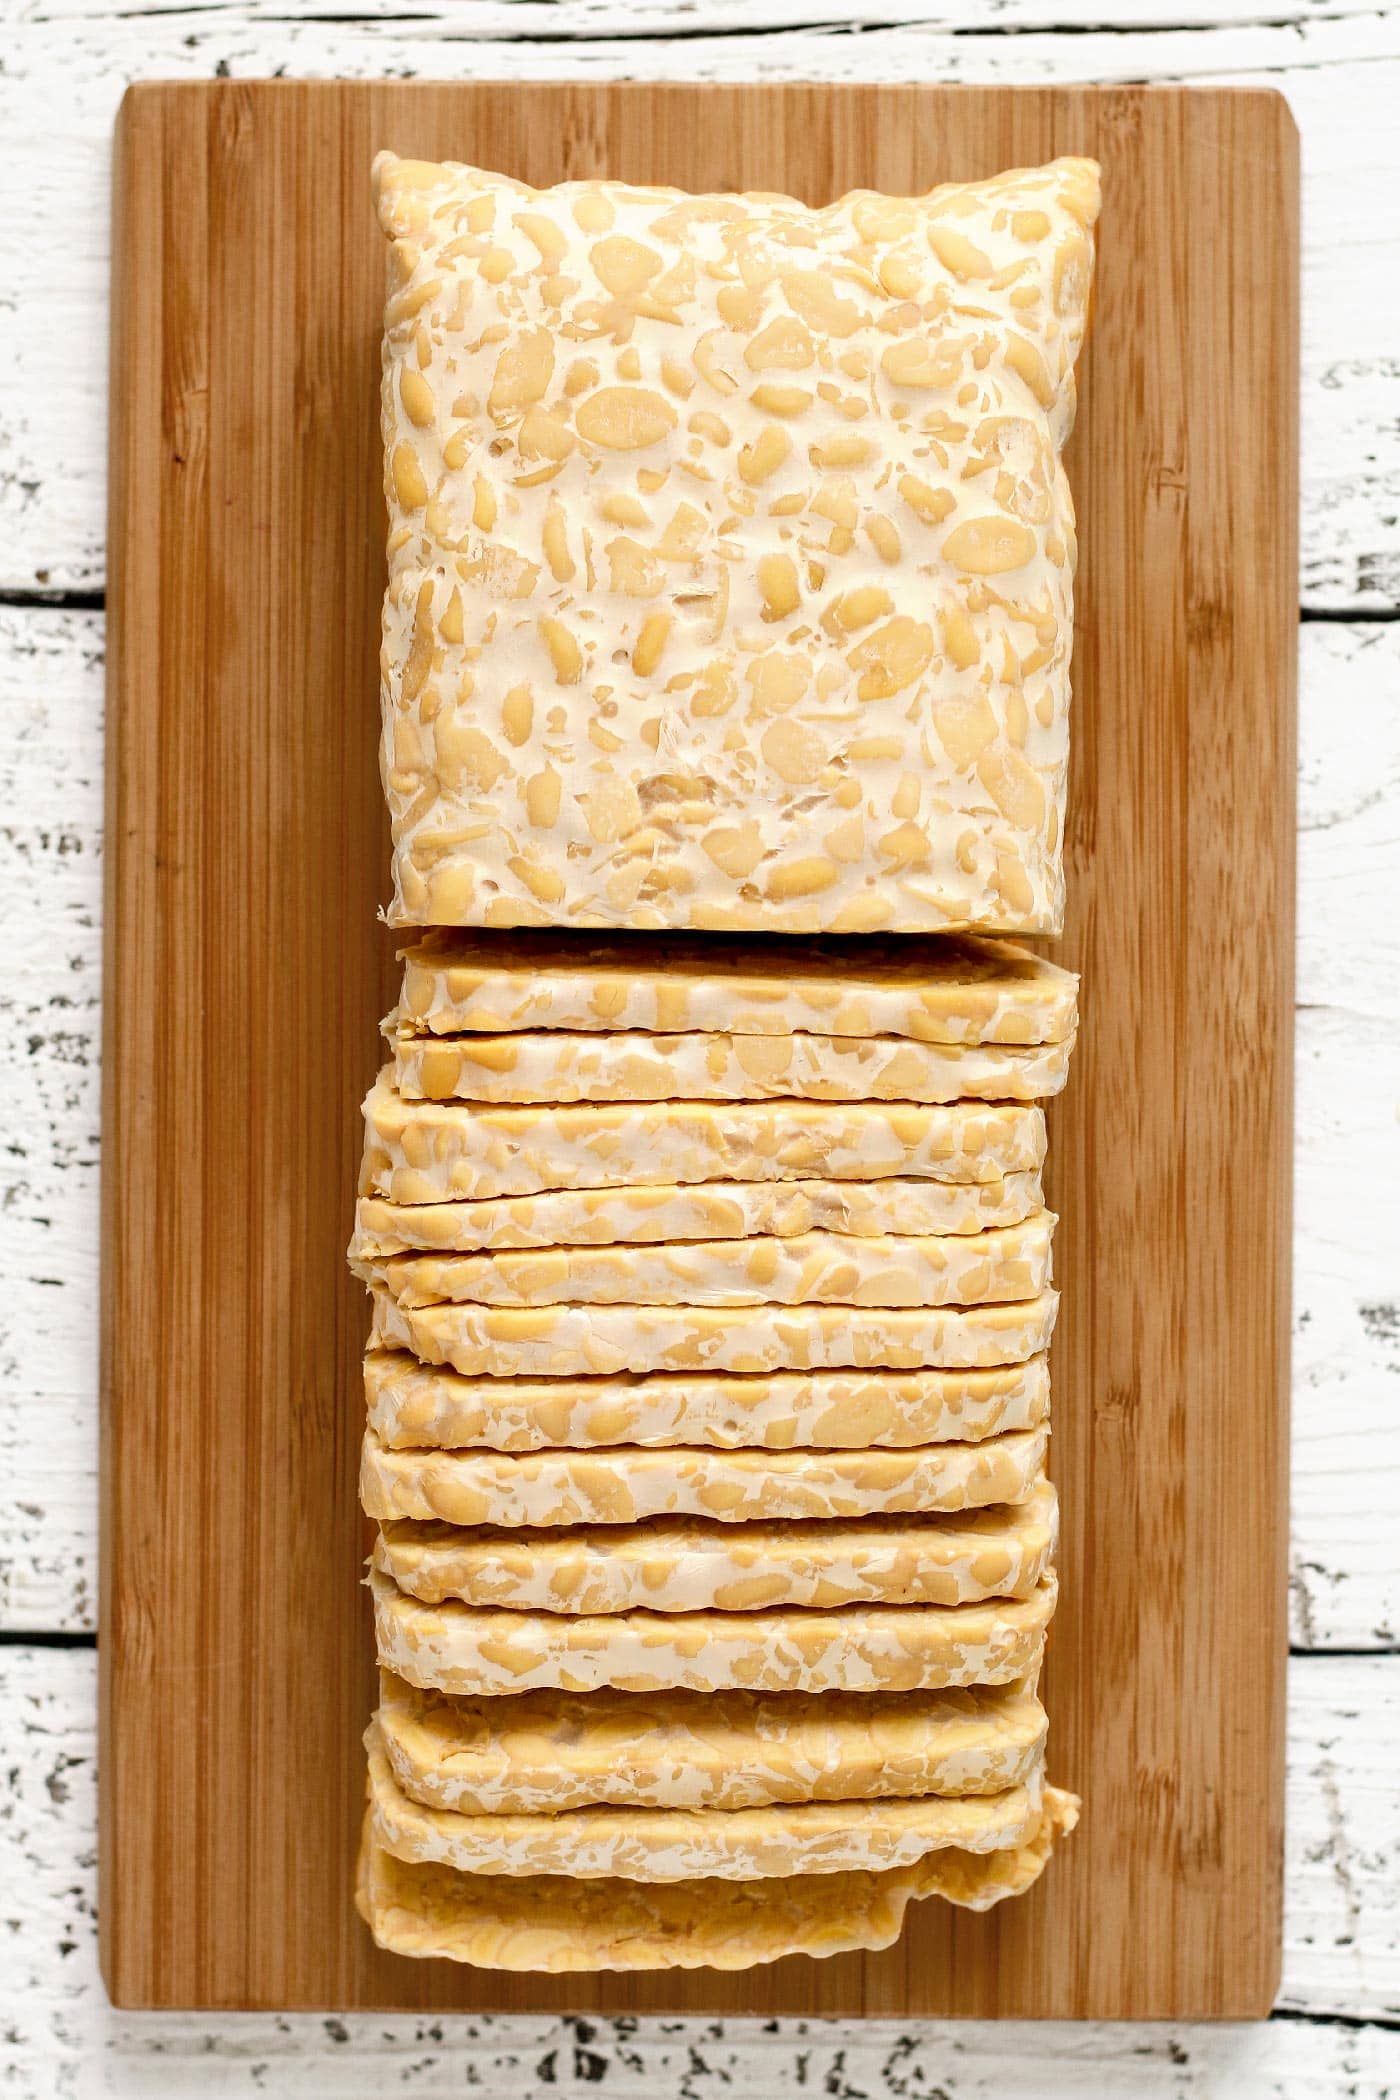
365, 1729, 1046, 1881
370, 1566, 1059, 1698
354, 1785, 1080, 1968
375, 1669, 1049, 1815
360, 1422, 1051, 1530
371, 1476, 1058, 1614
362, 1349, 1053, 1454
394, 928, 1080, 1047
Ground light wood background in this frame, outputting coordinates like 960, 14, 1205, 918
3, 8, 1396, 2093
96, 78, 1297, 2021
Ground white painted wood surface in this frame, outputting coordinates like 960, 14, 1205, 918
3, 1648, 1398, 2092
2, 5, 1400, 604
0, 4, 1397, 2094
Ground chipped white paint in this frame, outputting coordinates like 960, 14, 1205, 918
2, 1648, 1399, 2093
0, 3, 1398, 2088
0, 9, 1399, 599
0, 608, 101, 1636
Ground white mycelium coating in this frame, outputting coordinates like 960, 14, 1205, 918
375, 156, 1098, 934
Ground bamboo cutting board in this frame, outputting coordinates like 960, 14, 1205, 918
101, 81, 1297, 2017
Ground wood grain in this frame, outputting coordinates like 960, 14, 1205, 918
101, 80, 1298, 2017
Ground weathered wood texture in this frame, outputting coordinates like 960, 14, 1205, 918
101, 79, 1296, 2017
0, 6, 1394, 605
5, 613, 1395, 1651
5, 1649, 1400, 2094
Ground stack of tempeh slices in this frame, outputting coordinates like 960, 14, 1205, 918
352, 931, 1079, 1972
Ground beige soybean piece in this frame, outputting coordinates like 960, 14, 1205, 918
361, 1213, 1054, 1312
361, 1422, 1048, 1529
366, 1732, 1044, 1882
361, 1072, 1046, 1204
373, 1478, 1057, 1614
372, 1567, 1058, 1696
374, 155, 1099, 937
351, 1170, 1045, 1258
367, 1285, 1057, 1378
396, 929, 1078, 1046
364, 1349, 1052, 1453
374, 1671, 1048, 1814
356, 1787, 1080, 1968
392, 1027, 1074, 1107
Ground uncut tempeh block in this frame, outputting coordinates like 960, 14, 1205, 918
374, 1479, 1056, 1613
372, 1568, 1058, 1698
351, 1170, 1045, 1257
366, 1733, 1044, 1881
364, 1350, 1051, 1452
361, 1423, 1048, 1527
391, 1027, 1073, 1106
374, 155, 1098, 935
395, 930, 1078, 1045
361, 1074, 1046, 1204
357, 1789, 1081, 1969
360, 1214, 1053, 1311
367, 1286, 1057, 1378
375, 1672, 1048, 1813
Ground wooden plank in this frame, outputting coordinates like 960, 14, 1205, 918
6, 611, 1392, 1648
11, 1649, 1400, 2083
101, 80, 1296, 2016
0, 9, 1390, 606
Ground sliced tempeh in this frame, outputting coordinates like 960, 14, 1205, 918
367, 1287, 1057, 1379
361, 1073, 1046, 1204
361, 1424, 1049, 1529
371, 1567, 1058, 1697
356, 1787, 1080, 1968
356, 1789, 1083, 1965
396, 929, 1079, 1047
374, 1672, 1049, 1815
374, 1479, 1057, 1613
351, 1170, 1045, 1258
364, 1350, 1052, 1454
366, 1732, 1044, 1881
362, 1215, 1053, 1313
392, 1027, 1073, 1107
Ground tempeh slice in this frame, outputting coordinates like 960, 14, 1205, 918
364, 1350, 1051, 1454
366, 1287, 1058, 1379
395, 930, 1078, 1047
351, 1171, 1045, 1257
366, 1732, 1044, 1881
392, 1027, 1072, 1106
360, 1214, 1054, 1312
361, 1075, 1046, 1205
361, 1424, 1049, 1529
374, 1672, 1048, 1814
371, 1568, 1058, 1697
354, 1788, 1080, 1968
